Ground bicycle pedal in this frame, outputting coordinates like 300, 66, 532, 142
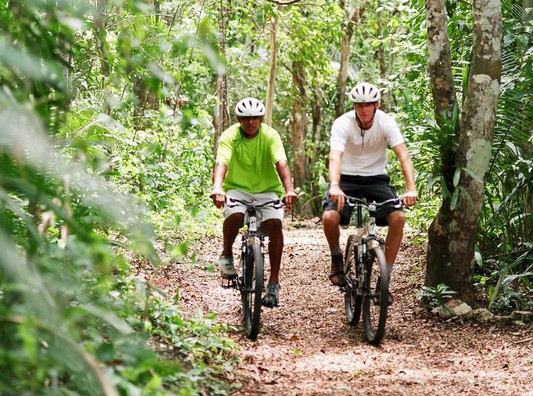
221, 277, 237, 288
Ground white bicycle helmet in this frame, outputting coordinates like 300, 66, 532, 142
234, 97, 266, 117
349, 82, 381, 103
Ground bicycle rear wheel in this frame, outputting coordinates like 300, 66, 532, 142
241, 239, 264, 340
362, 246, 389, 345
344, 235, 363, 325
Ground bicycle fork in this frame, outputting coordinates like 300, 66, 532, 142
239, 234, 265, 293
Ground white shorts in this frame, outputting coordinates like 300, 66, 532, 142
222, 190, 284, 227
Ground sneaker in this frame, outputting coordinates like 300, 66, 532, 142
218, 256, 236, 279
262, 283, 280, 308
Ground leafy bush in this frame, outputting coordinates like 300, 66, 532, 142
0, 1, 236, 394
419, 283, 458, 309
146, 296, 240, 394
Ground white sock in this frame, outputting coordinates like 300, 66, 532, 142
386, 264, 394, 277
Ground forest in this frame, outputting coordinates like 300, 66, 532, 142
0, 0, 531, 394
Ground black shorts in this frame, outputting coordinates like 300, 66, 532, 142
322, 174, 401, 226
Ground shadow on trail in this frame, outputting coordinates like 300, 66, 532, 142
159, 225, 531, 395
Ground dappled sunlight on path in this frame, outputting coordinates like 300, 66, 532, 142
153, 223, 532, 395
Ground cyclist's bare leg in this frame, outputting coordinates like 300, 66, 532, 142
322, 210, 341, 249
221, 213, 244, 257
384, 210, 405, 265
264, 219, 283, 284
322, 210, 345, 285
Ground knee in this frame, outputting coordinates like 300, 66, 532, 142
227, 212, 244, 222
265, 219, 282, 236
322, 210, 340, 228
387, 211, 405, 229
224, 213, 244, 229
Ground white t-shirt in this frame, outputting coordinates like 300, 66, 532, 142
330, 109, 404, 176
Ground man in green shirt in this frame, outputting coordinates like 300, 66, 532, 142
211, 97, 297, 307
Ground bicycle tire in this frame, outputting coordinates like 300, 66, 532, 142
241, 239, 264, 340
362, 246, 390, 345
344, 235, 363, 325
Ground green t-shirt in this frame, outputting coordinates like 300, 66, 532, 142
216, 123, 287, 197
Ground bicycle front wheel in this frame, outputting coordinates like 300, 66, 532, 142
362, 246, 390, 345
344, 235, 363, 325
241, 240, 264, 340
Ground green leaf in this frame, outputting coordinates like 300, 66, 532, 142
172, 243, 189, 257
80, 304, 134, 335
453, 168, 461, 187
459, 186, 475, 208
462, 166, 483, 183
450, 188, 459, 210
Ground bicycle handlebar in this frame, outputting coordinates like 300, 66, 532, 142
345, 196, 402, 211
225, 197, 285, 210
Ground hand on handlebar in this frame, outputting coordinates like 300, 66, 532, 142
402, 190, 418, 207
211, 187, 226, 209
284, 190, 298, 210
329, 184, 346, 211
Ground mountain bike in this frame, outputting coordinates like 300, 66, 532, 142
224, 197, 284, 340
342, 196, 402, 345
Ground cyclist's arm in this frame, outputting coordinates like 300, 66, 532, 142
328, 149, 346, 211
275, 159, 297, 209
391, 143, 417, 207
211, 162, 228, 208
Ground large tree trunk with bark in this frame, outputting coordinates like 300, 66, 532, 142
376, 0, 393, 112
94, 0, 109, 77
335, 2, 361, 118
213, 1, 229, 156
265, 10, 279, 125
308, 88, 326, 215
425, 0, 502, 303
213, 72, 228, 157
291, 60, 308, 192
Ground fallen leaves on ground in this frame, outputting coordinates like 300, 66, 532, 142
148, 222, 532, 395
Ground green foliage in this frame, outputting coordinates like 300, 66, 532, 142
474, 246, 533, 314
1, 0, 530, 392
475, 0, 532, 306
111, 280, 241, 395
0, 0, 235, 394
147, 297, 240, 394
491, 289, 532, 315
405, 0, 531, 306
419, 283, 457, 309
403, 199, 440, 244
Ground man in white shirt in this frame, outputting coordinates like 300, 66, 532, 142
322, 82, 417, 296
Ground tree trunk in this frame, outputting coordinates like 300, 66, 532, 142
265, 10, 279, 125
376, 6, 388, 112
334, 3, 361, 118
335, 33, 351, 118
132, 5, 161, 130
425, 0, 457, 122
291, 61, 308, 191
94, 0, 109, 77
425, 0, 502, 303
213, 72, 228, 157
425, 0, 458, 196
152, 0, 160, 19
213, 0, 229, 157
310, 88, 327, 215
311, 88, 323, 144
376, 1, 392, 111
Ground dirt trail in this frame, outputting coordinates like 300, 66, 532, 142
153, 222, 532, 395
